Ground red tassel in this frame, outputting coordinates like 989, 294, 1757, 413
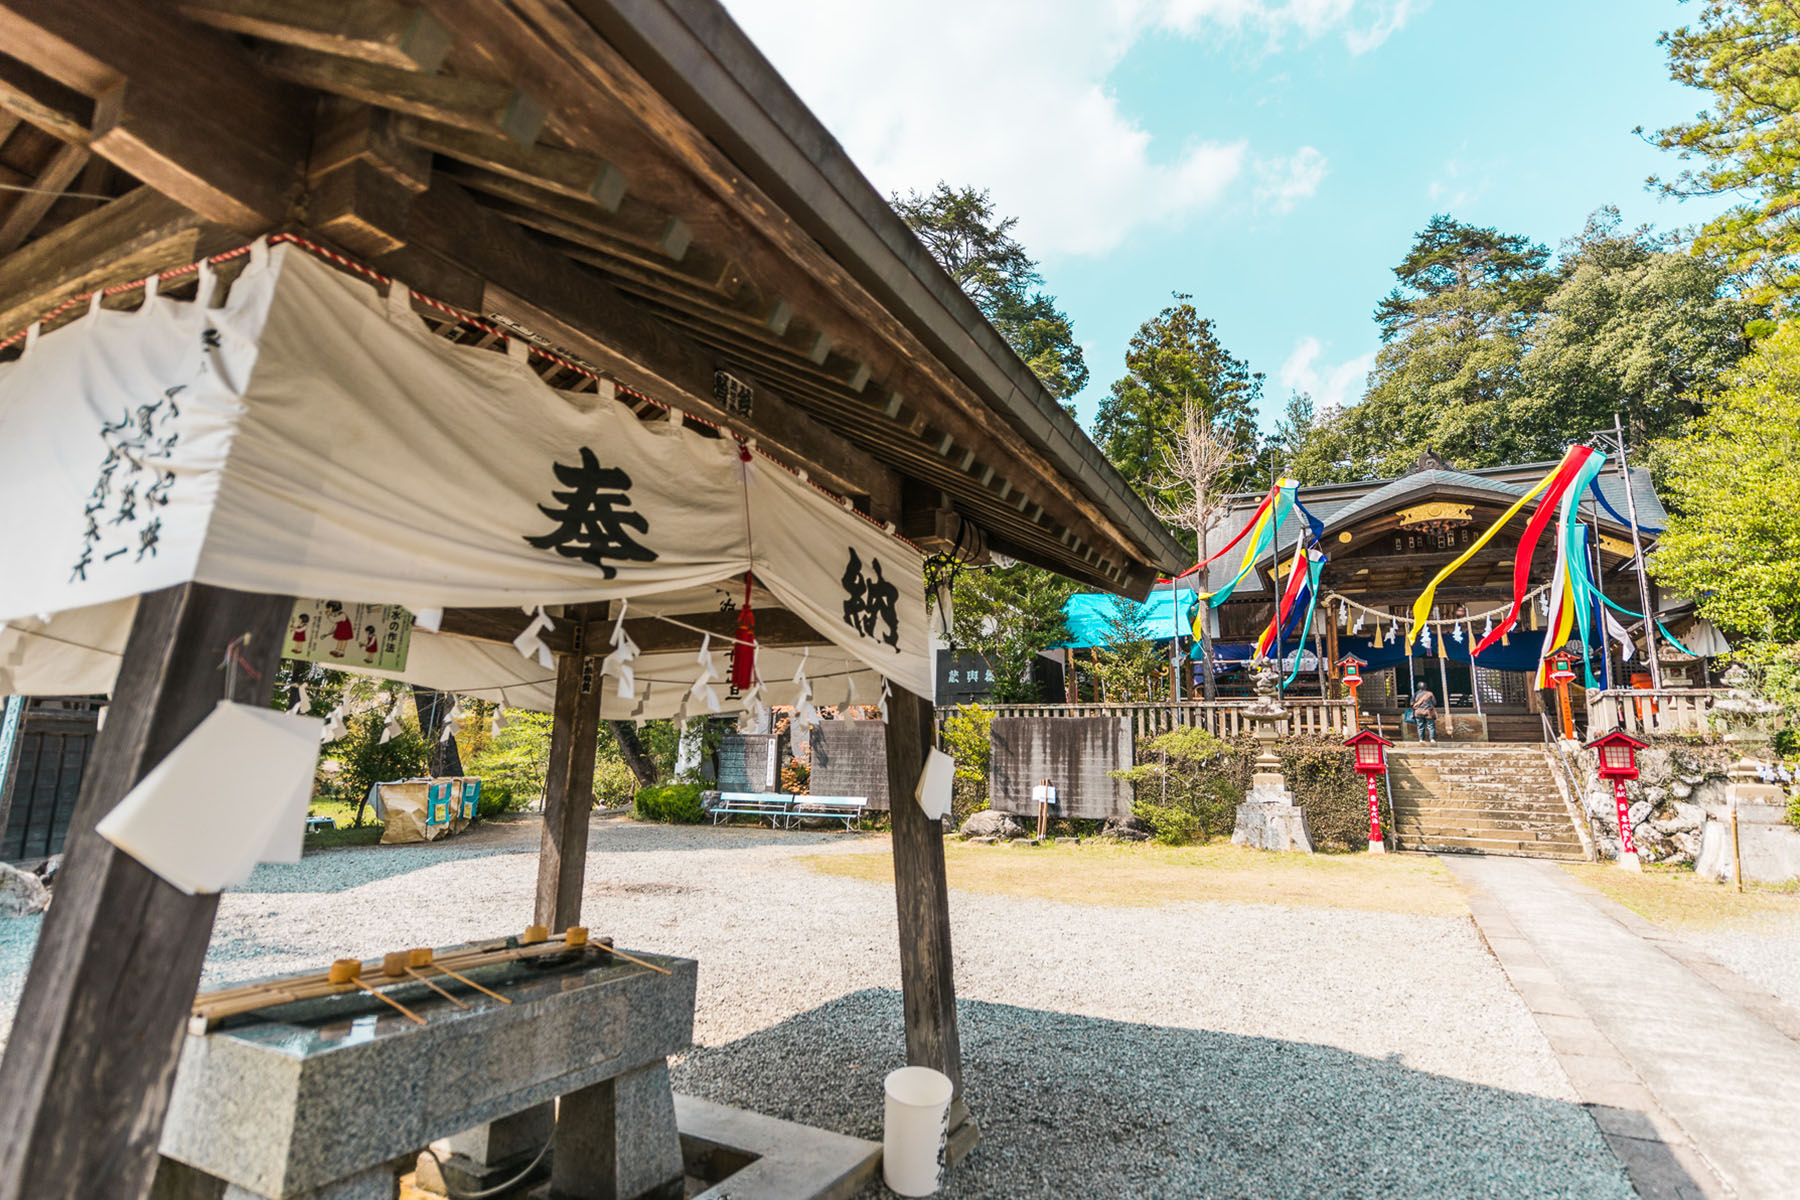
730, 572, 757, 690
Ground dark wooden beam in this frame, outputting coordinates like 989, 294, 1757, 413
257, 43, 545, 146
0, 185, 222, 338
435, 604, 825, 656
0, 0, 308, 228
390, 113, 626, 208
0, 583, 293, 1200
536, 612, 602, 931
177, 0, 453, 72
0, 139, 87, 254
0, 52, 93, 143
883, 683, 976, 1160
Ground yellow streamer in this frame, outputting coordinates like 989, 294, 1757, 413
1405, 468, 1558, 644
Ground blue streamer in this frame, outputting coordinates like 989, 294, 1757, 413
1587, 475, 1664, 537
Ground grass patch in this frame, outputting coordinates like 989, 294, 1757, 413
1560, 863, 1800, 930
305, 796, 381, 848
802, 840, 1468, 916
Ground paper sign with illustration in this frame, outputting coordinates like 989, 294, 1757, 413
284, 599, 412, 671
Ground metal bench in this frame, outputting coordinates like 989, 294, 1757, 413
706, 792, 866, 830
304, 815, 336, 834
788, 794, 866, 831
709, 791, 796, 828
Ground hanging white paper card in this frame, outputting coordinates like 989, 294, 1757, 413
96, 700, 324, 894
914, 747, 955, 821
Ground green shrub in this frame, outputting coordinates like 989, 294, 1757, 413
634, 782, 707, 824
941, 704, 994, 825
1115, 729, 1375, 850
1134, 803, 1201, 845
476, 783, 519, 821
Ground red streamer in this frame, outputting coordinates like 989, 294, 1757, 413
1473, 446, 1593, 656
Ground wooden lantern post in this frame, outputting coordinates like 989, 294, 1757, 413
1549, 651, 1578, 741
1585, 729, 1648, 872
1337, 654, 1366, 732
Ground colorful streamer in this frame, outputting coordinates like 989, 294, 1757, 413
1281, 551, 1327, 687
1474, 445, 1597, 656
1255, 541, 1313, 659
1165, 482, 1279, 583
1201, 479, 1298, 616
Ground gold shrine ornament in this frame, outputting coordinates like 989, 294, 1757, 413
1395, 502, 1473, 528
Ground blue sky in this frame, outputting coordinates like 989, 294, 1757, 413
721, 0, 1730, 431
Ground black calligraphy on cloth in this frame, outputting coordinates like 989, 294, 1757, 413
523, 447, 657, 579
70, 384, 187, 583
841, 547, 900, 651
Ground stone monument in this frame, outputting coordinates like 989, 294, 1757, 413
1230, 658, 1314, 853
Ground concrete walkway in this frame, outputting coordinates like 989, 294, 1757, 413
1446, 856, 1800, 1200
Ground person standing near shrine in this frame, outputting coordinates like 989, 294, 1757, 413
1411, 684, 1439, 744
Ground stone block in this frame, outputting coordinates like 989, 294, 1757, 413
1231, 801, 1314, 853
160, 949, 697, 1199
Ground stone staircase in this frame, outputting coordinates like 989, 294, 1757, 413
1387, 745, 1588, 860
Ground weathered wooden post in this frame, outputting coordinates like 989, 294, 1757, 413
0, 584, 292, 1200
882, 683, 975, 1159
535, 609, 604, 932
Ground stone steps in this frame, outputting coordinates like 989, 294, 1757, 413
1385, 745, 1585, 862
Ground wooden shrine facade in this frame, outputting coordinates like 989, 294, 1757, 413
0, 5, 1186, 1199
1198, 454, 1670, 738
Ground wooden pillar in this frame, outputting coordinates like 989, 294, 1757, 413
884, 684, 974, 1152
535, 611, 602, 932
0, 583, 291, 1200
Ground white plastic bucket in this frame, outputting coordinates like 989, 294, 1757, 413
882, 1066, 954, 1197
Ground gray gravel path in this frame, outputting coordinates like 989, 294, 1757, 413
0, 820, 1632, 1198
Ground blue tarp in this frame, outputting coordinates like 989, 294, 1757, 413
1064, 589, 1199, 648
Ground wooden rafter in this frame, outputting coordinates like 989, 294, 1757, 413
0, 0, 309, 228
0, 138, 87, 254
176, 0, 453, 72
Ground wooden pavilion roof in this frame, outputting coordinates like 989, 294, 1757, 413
0, 0, 1184, 596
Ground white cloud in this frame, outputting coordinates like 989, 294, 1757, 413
1277, 336, 1375, 409
1255, 146, 1328, 212
720, 1, 1412, 258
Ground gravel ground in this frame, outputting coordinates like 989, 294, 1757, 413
1684, 914, 1800, 1020
0, 818, 1633, 1199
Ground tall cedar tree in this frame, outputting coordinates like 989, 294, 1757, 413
1352, 215, 1554, 473
1647, 1, 1800, 308
1093, 294, 1263, 518
892, 184, 1088, 401
948, 563, 1073, 703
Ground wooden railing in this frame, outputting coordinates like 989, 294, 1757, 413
940, 699, 1359, 741
1583, 688, 1730, 739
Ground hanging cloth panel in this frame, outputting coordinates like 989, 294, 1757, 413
747, 458, 931, 698
0, 257, 280, 622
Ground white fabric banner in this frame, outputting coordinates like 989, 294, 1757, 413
0, 241, 930, 696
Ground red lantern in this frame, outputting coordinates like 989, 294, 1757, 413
1584, 729, 1649, 867
1585, 729, 1646, 781
1343, 729, 1394, 853
1337, 653, 1366, 689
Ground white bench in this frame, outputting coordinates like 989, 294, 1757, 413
709, 792, 795, 828
788, 794, 866, 831
707, 791, 866, 830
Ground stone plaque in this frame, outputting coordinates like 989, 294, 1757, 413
809, 721, 889, 810
716, 732, 778, 793
989, 716, 1134, 820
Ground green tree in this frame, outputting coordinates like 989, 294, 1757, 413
1646, 1, 1800, 307
1517, 207, 1762, 450
949, 562, 1073, 703
1651, 320, 1800, 643
1352, 215, 1554, 473
1093, 294, 1263, 509
329, 709, 429, 826
893, 184, 1088, 400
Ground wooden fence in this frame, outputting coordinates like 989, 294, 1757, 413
941, 699, 1358, 741
1584, 689, 1730, 739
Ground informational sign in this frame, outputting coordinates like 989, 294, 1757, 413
283, 599, 412, 672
